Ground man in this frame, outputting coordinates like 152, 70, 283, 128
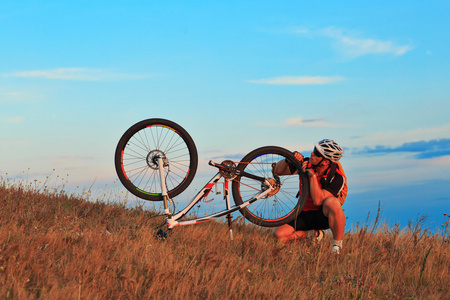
273, 139, 346, 254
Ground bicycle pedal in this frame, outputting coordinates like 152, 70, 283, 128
156, 229, 168, 240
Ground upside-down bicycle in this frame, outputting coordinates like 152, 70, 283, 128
114, 118, 309, 236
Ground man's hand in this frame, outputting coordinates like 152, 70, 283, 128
293, 151, 303, 162
285, 151, 303, 165
302, 161, 315, 177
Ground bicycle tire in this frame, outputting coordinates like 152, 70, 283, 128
231, 146, 309, 227
114, 118, 198, 201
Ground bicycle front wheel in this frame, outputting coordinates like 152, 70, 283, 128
114, 118, 198, 201
231, 146, 309, 227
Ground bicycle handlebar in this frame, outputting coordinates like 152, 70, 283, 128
208, 160, 224, 169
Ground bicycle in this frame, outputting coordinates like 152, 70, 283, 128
114, 118, 309, 236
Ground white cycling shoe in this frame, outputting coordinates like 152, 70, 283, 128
331, 245, 341, 254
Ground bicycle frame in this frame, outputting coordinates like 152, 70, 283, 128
157, 158, 276, 229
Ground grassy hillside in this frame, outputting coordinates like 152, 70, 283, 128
0, 181, 449, 299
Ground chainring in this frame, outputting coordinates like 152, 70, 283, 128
219, 160, 237, 180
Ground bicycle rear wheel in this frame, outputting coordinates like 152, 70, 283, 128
114, 118, 198, 201
231, 146, 309, 227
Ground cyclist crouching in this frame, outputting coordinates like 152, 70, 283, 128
273, 139, 346, 254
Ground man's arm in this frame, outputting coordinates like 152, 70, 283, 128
274, 152, 303, 175
307, 173, 335, 206
305, 168, 343, 206
274, 159, 292, 175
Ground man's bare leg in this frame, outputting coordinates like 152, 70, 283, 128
323, 197, 345, 252
273, 224, 308, 243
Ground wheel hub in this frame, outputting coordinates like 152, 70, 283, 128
146, 150, 167, 170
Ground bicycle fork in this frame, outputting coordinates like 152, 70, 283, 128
157, 157, 171, 216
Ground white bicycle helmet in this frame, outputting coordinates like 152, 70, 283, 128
314, 139, 344, 162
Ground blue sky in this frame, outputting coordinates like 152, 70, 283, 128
1, 1, 449, 231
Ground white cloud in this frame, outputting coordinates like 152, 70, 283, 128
286, 117, 337, 127
257, 116, 347, 128
295, 26, 413, 58
1, 116, 24, 124
337, 36, 411, 57
10, 68, 148, 81
324, 27, 413, 57
0, 139, 29, 147
248, 76, 344, 85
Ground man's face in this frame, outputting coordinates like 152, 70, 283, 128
310, 147, 324, 165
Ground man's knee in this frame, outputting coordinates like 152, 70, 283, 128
323, 197, 344, 216
273, 224, 294, 239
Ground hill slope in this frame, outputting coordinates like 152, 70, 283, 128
0, 183, 449, 299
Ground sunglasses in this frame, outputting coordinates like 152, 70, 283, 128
313, 148, 324, 158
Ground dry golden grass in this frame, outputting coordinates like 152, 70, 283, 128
0, 180, 449, 299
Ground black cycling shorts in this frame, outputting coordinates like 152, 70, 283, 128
287, 209, 329, 231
